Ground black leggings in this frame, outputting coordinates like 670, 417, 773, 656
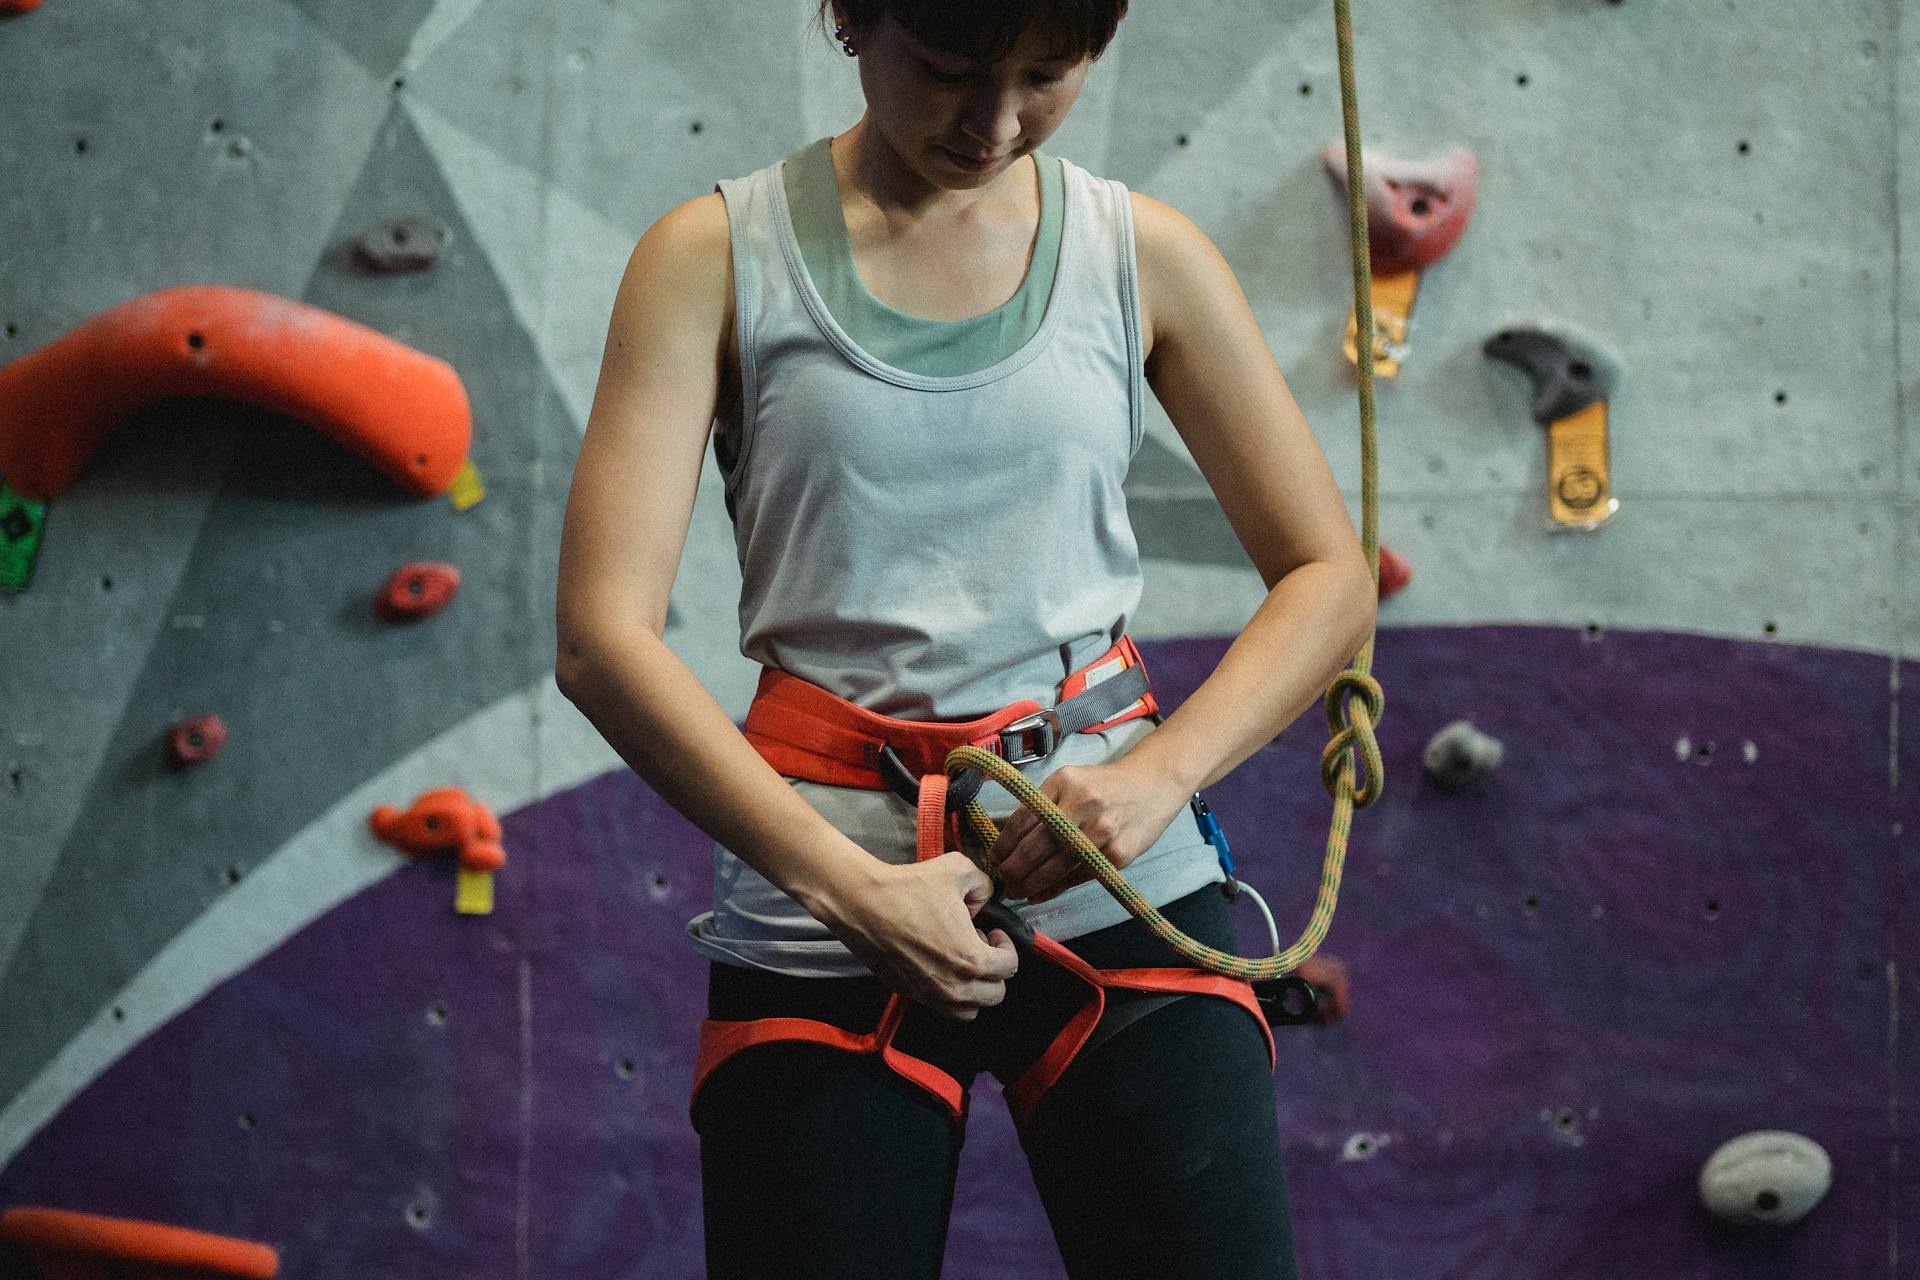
694, 886, 1299, 1280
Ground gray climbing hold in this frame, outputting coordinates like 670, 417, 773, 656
1482, 326, 1619, 425
354, 217, 451, 273
1422, 720, 1503, 793
1699, 1130, 1831, 1228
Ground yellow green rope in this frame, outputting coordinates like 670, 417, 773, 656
952, 0, 1385, 981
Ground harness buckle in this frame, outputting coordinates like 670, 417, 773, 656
998, 708, 1064, 764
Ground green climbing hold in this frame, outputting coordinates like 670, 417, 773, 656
0, 474, 45, 591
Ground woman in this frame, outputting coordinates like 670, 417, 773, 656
555, 1, 1375, 1275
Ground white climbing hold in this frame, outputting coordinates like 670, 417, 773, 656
1341, 1131, 1390, 1161
1422, 720, 1503, 792
1698, 1130, 1831, 1228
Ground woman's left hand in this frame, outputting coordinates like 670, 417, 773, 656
990, 753, 1193, 904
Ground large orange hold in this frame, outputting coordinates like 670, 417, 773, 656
0, 285, 471, 501
0, 1206, 279, 1278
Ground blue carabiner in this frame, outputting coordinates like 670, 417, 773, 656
1189, 793, 1239, 899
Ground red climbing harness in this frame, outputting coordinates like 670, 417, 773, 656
690, 636, 1276, 1130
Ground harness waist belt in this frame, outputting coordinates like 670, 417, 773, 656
742, 634, 1159, 789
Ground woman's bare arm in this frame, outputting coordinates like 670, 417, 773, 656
1122, 190, 1378, 795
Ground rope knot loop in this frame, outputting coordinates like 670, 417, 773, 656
1320, 668, 1385, 807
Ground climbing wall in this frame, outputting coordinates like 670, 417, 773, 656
0, 0, 1913, 1277
0, 629, 1909, 1277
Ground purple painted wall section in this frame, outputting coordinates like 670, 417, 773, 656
2, 625, 1912, 1279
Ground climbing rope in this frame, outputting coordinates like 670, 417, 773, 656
951, 0, 1385, 981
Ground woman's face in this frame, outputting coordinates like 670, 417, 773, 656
845, 12, 1093, 189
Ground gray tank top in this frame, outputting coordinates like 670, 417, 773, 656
686, 143, 1224, 977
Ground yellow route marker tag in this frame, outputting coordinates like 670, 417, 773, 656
1546, 400, 1618, 530
449, 459, 486, 512
1342, 270, 1421, 378
455, 868, 495, 915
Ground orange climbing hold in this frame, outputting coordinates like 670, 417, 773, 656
0, 285, 471, 501
370, 786, 506, 872
0, 1206, 279, 1278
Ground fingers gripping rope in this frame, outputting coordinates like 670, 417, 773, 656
948, 707, 1379, 985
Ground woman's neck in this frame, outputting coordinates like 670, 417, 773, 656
831, 118, 1032, 228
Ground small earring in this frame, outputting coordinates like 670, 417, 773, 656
834, 22, 857, 56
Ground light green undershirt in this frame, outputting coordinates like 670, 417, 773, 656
781, 136, 1063, 377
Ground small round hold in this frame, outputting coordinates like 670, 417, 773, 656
378, 561, 460, 621
166, 714, 227, 768
354, 216, 451, 273
1422, 719, 1503, 793
1699, 1130, 1831, 1228
1377, 544, 1412, 600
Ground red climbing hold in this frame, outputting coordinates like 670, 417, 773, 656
1319, 145, 1479, 276
377, 561, 460, 621
1377, 544, 1411, 600
370, 786, 507, 872
1, 0, 46, 13
1295, 953, 1350, 1024
165, 714, 227, 769
0, 1206, 279, 1278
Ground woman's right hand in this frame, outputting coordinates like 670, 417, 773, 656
823, 852, 1021, 1021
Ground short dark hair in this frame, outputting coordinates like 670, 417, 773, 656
816, 0, 1128, 64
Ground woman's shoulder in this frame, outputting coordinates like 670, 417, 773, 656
628, 192, 736, 306
645, 191, 732, 254
609, 193, 738, 381
1123, 189, 1235, 362
1125, 189, 1213, 267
